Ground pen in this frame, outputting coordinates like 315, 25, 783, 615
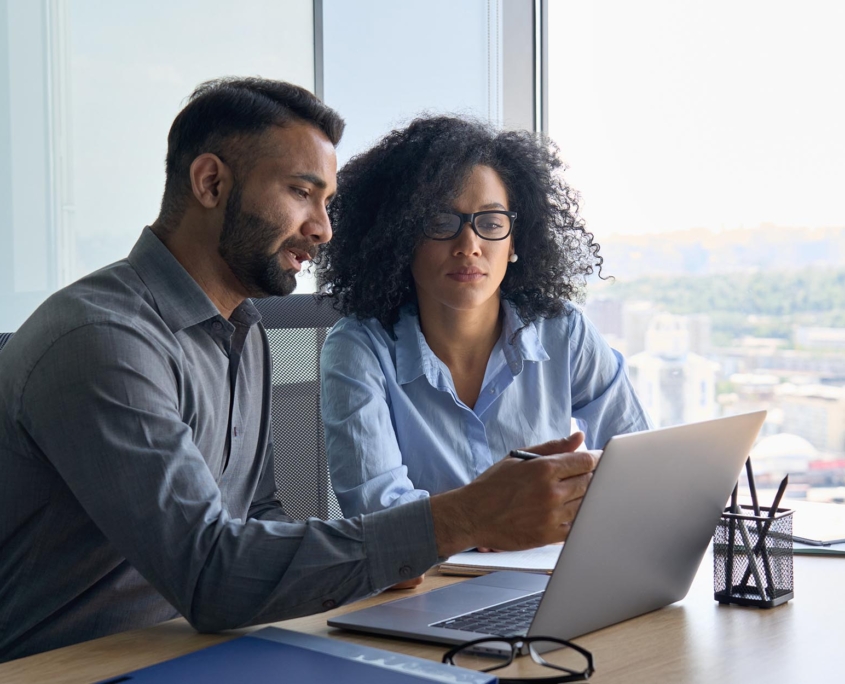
509, 449, 542, 460
739, 475, 789, 591
726, 483, 739, 597
768, 474, 789, 519
741, 458, 775, 598
733, 504, 768, 600
746, 458, 762, 518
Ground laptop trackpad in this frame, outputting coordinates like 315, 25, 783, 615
328, 572, 550, 634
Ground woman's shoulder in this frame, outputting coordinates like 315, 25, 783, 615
520, 300, 587, 335
323, 312, 407, 364
326, 313, 391, 345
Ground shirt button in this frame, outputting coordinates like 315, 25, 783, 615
399, 565, 412, 578
212, 321, 223, 331
322, 599, 336, 610
489, 387, 496, 394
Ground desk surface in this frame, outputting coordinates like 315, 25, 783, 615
1, 553, 840, 683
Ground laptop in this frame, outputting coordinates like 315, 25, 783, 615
329, 411, 767, 645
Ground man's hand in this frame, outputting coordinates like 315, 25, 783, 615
388, 574, 426, 590
429, 432, 598, 558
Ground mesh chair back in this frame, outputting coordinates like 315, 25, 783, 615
0, 333, 12, 353
253, 294, 343, 520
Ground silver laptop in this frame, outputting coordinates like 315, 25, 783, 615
329, 411, 767, 644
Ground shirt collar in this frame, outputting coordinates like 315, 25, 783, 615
393, 300, 550, 386
500, 300, 549, 373
127, 227, 260, 333
394, 306, 430, 385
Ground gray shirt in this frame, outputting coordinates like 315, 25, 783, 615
0, 228, 438, 662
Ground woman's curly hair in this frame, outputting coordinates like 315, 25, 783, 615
315, 115, 603, 330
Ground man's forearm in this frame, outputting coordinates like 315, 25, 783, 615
429, 489, 476, 558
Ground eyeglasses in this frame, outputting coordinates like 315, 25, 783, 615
423, 210, 517, 241
442, 636, 595, 683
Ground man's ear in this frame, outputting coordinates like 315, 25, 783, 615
189, 153, 232, 209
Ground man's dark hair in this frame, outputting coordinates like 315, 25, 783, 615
316, 115, 603, 329
157, 77, 345, 229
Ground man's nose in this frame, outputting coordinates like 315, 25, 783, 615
304, 205, 333, 244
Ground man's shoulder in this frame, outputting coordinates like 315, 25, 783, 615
3, 260, 172, 378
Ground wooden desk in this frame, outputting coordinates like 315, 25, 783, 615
1, 554, 840, 683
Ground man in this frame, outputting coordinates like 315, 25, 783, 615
0, 77, 596, 662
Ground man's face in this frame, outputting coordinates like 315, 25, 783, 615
218, 122, 337, 298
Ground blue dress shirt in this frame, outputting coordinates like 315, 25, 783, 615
321, 301, 652, 517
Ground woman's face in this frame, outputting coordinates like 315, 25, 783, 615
411, 164, 514, 316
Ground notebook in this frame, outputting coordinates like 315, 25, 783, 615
779, 499, 845, 555
439, 545, 563, 576
329, 411, 767, 646
96, 626, 495, 683
789, 499, 845, 546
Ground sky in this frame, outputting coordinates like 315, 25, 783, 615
547, 0, 845, 238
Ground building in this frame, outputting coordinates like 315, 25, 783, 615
776, 383, 845, 455
627, 313, 720, 427
749, 433, 816, 485
794, 326, 845, 351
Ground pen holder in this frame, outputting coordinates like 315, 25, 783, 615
713, 505, 794, 608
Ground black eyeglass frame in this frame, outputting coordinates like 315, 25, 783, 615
442, 635, 595, 684
423, 210, 518, 241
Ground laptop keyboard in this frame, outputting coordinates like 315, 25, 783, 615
432, 591, 544, 637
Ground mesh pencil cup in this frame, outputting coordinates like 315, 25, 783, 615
713, 505, 794, 608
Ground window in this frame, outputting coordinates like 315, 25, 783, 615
2, 0, 525, 323
549, 0, 845, 506
0, 0, 315, 331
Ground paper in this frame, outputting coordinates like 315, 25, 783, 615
788, 500, 845, 545
438, 544, 563, 576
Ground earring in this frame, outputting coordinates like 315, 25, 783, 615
508, 253, 518, 263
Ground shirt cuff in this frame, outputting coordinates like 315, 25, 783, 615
362, 497, 439, 591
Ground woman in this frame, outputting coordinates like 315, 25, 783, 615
317, 116, 651, 518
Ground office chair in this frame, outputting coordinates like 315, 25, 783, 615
0, 294, 344, 521
253, 294, 343, 521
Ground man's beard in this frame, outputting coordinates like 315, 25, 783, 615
218, 184, 308, 298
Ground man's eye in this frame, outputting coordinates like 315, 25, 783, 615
293, 187, 309, 199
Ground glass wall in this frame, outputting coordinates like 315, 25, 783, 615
0, 0, 314, 330
322, 0, 503, 165
1, 0, 531, 323
549, 0, 845, 504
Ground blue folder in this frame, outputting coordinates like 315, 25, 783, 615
97, 626, 497, 683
